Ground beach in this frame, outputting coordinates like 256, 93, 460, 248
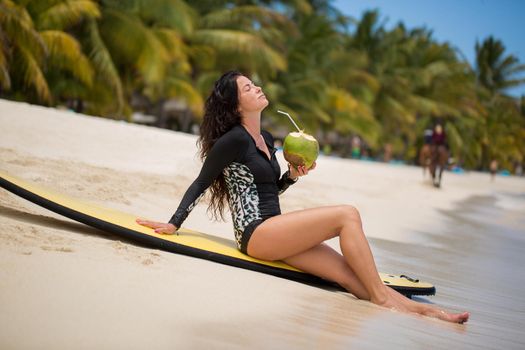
1, 99, 524, 349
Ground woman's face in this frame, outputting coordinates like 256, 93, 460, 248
236, 75, 268, 114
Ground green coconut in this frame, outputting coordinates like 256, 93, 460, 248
283, 131, 319, 169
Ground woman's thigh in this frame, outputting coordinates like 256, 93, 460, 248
247, 205, 355, 261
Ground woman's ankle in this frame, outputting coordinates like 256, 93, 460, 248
369, 286, 389, 305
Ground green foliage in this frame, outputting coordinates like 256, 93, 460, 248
476, 36, 525, 94
0, 1, 523, 171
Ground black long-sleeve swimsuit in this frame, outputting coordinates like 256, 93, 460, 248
169, 124, 296, 253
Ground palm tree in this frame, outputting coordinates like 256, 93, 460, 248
348, 12, 427, 159
0, 0, 101, 107
348, 11, 485, 163
191, 5, 292, 81
0, 0, 52, 103
273, 12, 380, 153
405, 29, 485, 166
28, 0, 101, 111
2, 1, 521, 170
474, 36, 525, 169
85, 0, 199, 119
475, 36, 525, 95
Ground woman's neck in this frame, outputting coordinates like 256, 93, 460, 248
241, 113, 269, 155
241, 112, 261, 137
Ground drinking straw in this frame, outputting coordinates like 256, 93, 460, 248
277, 110, 301, 132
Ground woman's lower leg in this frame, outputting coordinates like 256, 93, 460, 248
336, 207, 390, 304
247, 205, 469, 323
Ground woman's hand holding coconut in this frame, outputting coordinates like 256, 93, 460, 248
282, 127, 319, 180
288, 161, 316, 180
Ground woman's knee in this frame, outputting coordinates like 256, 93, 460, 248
337, 204, 362, 224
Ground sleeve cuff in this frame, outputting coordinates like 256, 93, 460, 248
283, 170, 298, 184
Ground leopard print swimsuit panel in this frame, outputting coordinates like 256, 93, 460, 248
169, 125, 296, 252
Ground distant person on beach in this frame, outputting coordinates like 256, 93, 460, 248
424, 128, 433, 145
351, 135, 362, 159
429, 123, 449, 182
383, 143, 393, 162
490, 159, 498, 181
137, 70, 469, 324
515, 162, 523, 176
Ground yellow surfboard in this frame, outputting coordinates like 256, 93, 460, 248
0, 171, 435, 296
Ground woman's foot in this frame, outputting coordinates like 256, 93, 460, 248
373, 286, 470, 324
391, 289, 470, 324
420, 307, 470, 324
371, 287, 412, 313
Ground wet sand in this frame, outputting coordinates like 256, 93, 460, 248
1, 99, 524, 349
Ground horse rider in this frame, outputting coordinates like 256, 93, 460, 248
423, 128, 433, 145
431, 124, 448, 159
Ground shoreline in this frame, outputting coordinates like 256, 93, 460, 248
1, 99, 525, 349
3, 99, 523, 245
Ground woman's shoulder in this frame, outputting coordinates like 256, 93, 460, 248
215, 125, 250, 147
223, 124, 250, 139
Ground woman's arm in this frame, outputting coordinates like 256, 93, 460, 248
277, 163, 315, 194
277, 167, 298, 194
137, 129, 248, 234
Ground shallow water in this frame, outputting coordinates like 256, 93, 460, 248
217, 191, 525, 350
376, 193, 525, 348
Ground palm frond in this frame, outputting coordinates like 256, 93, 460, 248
325, 87, 379, 145
40, 30, 94, 86
188, 44, 216, 71
0, 33, 11, 89
0, 0, 46, 58
35, 0, 100, 30
85, 18, 124, 116
164, 77, 204, 116
100, 9, 169, 84
192, 29, 286, 74
195, 70, 220, 95
137, 0, 195, 35
153, 28, 188, 63
377, 95, 415, 124
200, 5, 295, 34
286, 0, 313, 15
16, 44, 51, 102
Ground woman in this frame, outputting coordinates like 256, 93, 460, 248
137, 71, 469, 324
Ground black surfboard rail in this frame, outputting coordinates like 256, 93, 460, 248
0, 172, 436, 297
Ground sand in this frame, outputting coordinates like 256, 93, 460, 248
1, 99, 524, 349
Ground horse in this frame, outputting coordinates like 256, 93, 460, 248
418, 144, 432, 178
429, 145, 448, 188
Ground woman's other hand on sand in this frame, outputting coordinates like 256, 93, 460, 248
136, 219, 178, 235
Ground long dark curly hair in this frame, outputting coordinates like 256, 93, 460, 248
198, 70, 243, 220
